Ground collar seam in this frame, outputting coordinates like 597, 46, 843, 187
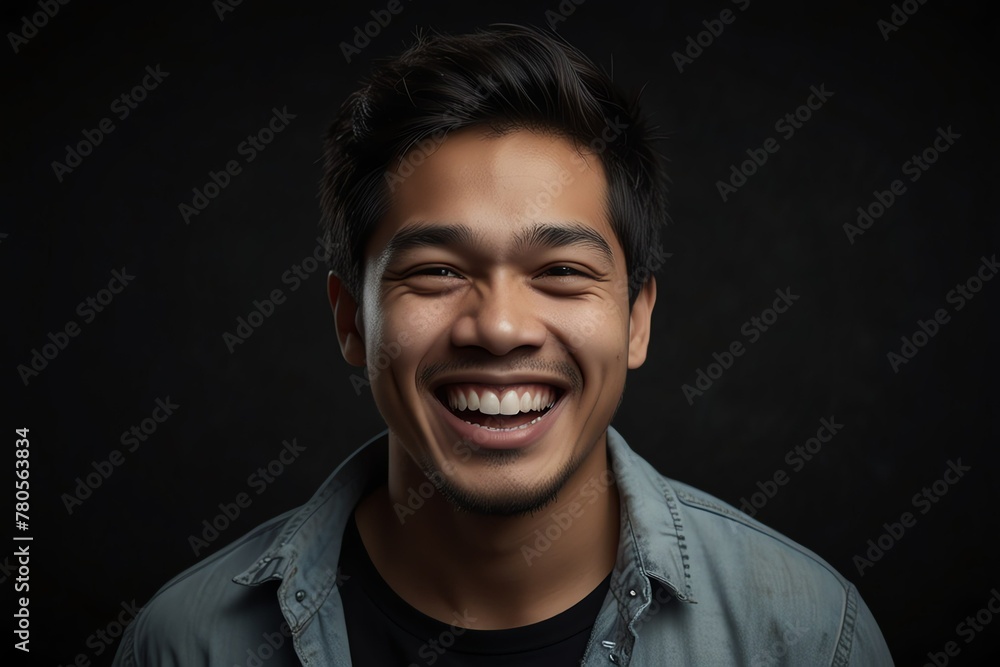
653, 474, 695, 602
610, 432, 696, 603
674, 485, 854, 591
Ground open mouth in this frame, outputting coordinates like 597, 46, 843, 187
434, 383, 564, 432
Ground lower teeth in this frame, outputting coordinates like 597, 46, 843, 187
462, 414, 545, 431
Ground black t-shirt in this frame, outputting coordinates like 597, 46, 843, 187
339, 512, 611, 666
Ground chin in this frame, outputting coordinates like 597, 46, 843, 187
418, 445, 585, 518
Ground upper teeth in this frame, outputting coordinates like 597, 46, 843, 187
446, 387, 557, 415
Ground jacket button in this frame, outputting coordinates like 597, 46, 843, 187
295, 590, 306, 602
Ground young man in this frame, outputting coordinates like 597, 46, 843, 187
114, 25, 893, 666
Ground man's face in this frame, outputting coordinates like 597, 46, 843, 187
336, 126, 655, 516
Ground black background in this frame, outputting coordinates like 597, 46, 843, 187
4, 0, 997, 665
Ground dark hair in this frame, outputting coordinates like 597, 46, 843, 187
319, 24, 668, 305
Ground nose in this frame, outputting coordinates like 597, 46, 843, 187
449, 274, 548, 356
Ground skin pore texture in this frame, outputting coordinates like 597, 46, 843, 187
328, 126, 656, 629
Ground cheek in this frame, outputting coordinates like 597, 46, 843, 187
366, 296, 451, 384
550, 298, 630, 362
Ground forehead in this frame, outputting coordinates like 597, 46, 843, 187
366, 127, 619, 260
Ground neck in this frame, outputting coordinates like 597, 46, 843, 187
354, 433, 620, 629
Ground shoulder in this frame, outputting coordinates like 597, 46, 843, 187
669, 476, 850, 587
612, 433, 855, 599
112, 435, 387, 666
660, 476, 892, 664
612, 436, 853, 595
112, 510, 297, 667
608, 427, 893, 664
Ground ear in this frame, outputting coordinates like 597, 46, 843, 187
627, 276, 657, 369
327, 272, 366, 367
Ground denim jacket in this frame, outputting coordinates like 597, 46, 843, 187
113, 427, 893, 666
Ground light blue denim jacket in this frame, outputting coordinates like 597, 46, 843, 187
113, 427, 893, 666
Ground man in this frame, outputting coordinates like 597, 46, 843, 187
114, 25, 893, 666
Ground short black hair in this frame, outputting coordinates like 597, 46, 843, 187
319, 24, 668, 305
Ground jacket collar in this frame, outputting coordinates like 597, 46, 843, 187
232, 431, 388, 628
605, 426, 695, 603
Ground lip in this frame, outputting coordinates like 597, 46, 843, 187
428, 382, 568, 451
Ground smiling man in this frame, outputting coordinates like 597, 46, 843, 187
114, 25, 892, 667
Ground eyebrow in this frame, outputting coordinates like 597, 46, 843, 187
381, 223, 479, 262
513, 222, 615, 266
382, 221, 615, 266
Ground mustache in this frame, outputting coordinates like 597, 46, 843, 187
418, 356, 583, 393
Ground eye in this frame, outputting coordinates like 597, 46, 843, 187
541, 266, 590, 278
410, 267, 463, 279
532, 265, 605, 295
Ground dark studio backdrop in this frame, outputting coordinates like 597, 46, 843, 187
3, 0, 997, 664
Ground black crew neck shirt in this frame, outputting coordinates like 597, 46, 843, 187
339, 512, 611, 666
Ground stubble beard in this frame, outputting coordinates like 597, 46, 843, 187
415, 443, 592, 518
